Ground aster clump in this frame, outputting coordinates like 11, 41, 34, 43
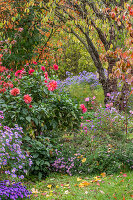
0, 180, 31, 200
57, 71, 101, 93
0, 112, 32, 179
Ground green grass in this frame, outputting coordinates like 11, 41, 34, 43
27, 171, 133, 200
65, 83, 104, 105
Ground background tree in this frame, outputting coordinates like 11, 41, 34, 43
0, 0, 60, 68
45, 0, 133, 109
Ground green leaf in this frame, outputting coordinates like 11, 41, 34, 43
26, 116, 31, 122
33, 154, 39, 158
34, 118, 38, 125
36, 160, 40, 166
44, 161, 50, 167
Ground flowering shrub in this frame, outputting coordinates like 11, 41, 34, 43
0, 63, 81, 135
0, 180, 31, 200
0, 111, 32, 179
81, 105, 127, 137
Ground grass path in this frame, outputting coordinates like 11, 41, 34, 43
27, 171, 133, 200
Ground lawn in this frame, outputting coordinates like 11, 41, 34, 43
28, 171, 133, 200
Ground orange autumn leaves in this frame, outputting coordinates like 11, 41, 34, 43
75, 172, 106, 188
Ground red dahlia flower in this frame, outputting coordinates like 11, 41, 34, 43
23, 94, 32, 104
47, 80, 57, 91
28, 69, 35, 75
10, 88, 20, 96
41, 66, 45, 71
53, 64, 58, 70
80, 104, 87, 113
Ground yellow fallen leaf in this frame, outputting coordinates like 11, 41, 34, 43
47, 185, 52, 189
79, 181, 90, 187
101, 172, 106, 178
82, 158, 86, 163
31, 188, 39, 193
64, 184, 69, 187
77, 177, 82, 181
94, 176, 101, 182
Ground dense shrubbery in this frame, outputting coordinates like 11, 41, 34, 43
0, 63, 81, 136
51, 132, 133, 176
22, 135, 55, 180
57, 41, 96, 79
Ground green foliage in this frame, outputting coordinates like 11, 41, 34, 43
86, 142, 133, 174
48, 93, 81, 131
0, 64, 81, 136
57, 40, 96, 79
22, 135, 55, 180
81, 106, 126, 138
67, 83, 104, 105
52, 133, 133, 176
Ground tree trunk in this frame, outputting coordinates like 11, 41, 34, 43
104, 57, 118, 104
118, 82, 130, 111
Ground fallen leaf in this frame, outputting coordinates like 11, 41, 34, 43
64, 184, 69, 187
31, 188, 39, 193
79, 181, 90, 187
77, 177, 82, 181
123, 174, 127, 177
47, 185, 52, 189
99, 190, 105, 194
41, 193, 47, 196
101, 172, 106, 178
